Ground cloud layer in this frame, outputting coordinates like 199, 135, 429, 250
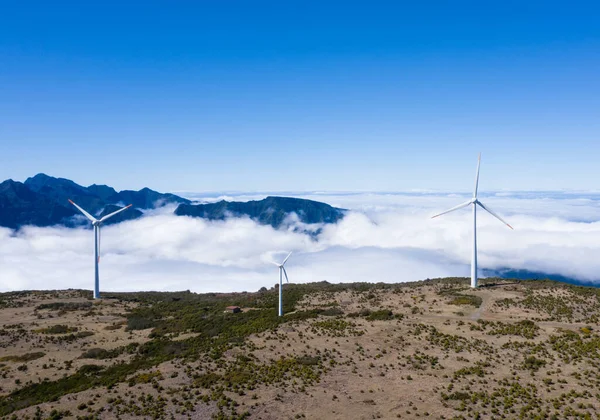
1, 191, 600, 293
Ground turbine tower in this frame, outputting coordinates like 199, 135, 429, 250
272, 252, 292, 316
69, 200, 132, 299
431, 154, 513, 288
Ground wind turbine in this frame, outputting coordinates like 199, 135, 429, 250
69, 200, 132, 299
431, 154, 513, 288
271, 252, 292, 316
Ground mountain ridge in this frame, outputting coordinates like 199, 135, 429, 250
175, 195, 346, 229
0, 174, 190, 229
0, 175, 345, 231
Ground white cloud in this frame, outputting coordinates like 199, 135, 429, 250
1, 192, 600, 294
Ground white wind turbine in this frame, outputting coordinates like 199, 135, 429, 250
69, 199, 132, 299
271, 252, 292, 316
431, 154, 513, 288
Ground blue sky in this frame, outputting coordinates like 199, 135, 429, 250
1, 1, 599, 192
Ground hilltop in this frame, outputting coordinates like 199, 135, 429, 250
1, 278, 600, 419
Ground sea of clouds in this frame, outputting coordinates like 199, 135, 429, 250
1, 191, 600, 293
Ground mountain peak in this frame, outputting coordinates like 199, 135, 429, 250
0, 174, 190, 230
24, 173, 90, 195
28, 173, 52, 180
87, 184, 118, 201
0, 179, 77, 229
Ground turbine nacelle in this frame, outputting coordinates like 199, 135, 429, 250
271, 251, 292, 270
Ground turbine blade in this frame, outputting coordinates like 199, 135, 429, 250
99, 204, 132, 223
473, 153, 481, 198
283, 267, 289, 283
68, 199, 97, 223
270, 261, 281, 267
477, 201, 514, 229
431, 200, 472, 219
281, 251, 292, 266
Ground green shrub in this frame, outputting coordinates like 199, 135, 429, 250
0, 352, 45, 363
36, 302, 92, 311
126, 316, 156, 331
79, 348, 119, 360
522, 356, 547, 371
449, 295, 482, 307
320, 307, 344, 316
37, 325, 77, 334
366, 310, 394, 321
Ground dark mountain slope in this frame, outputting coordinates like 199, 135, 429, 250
1, 175, 344, 232
174, 196, 345, 229
109, 187, 190, 209
0, 180, 77, 229
87, 184, 118, 201
25, 173, 104, 213
1, 174, 190, 229
98, 205, 144, 225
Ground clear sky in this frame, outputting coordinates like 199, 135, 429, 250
1, 1, 599, 192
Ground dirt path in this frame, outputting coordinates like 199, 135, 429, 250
470, 292, 489, 321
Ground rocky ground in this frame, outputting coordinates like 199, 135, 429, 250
1, 278, 600, 419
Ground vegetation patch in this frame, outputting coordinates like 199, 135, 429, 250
0, 352, 45, 363
128, 370, 163, 386
549, 329, 600, 363
36, 324, 78, 334
366, 309, 396, 321
522, 356, 547, 372
79, 348, 120, 360
347, 308, 402, 320
36, 302, 92, 311
311, 319, 364, 337
448, 295, 482, 307
438, 287, 482, 307
126, 316, 156, 331
471, 319, 540, 339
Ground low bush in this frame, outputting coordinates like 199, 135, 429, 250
37, 325, 77, 334
0, 352, 45, 363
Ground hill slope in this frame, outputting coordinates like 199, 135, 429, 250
2, 278, 600, 419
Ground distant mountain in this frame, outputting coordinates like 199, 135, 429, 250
0, 174, 345, 232
98, 204, 144, 226
0, 174, 190, 229
174, 196, 346, 229
24, 174, 190, 215
483, 268, 600, 288
25, 173, 104, 214
0, 179, 77, 229
109, 187, 189, 209
87, 184, 118, 201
